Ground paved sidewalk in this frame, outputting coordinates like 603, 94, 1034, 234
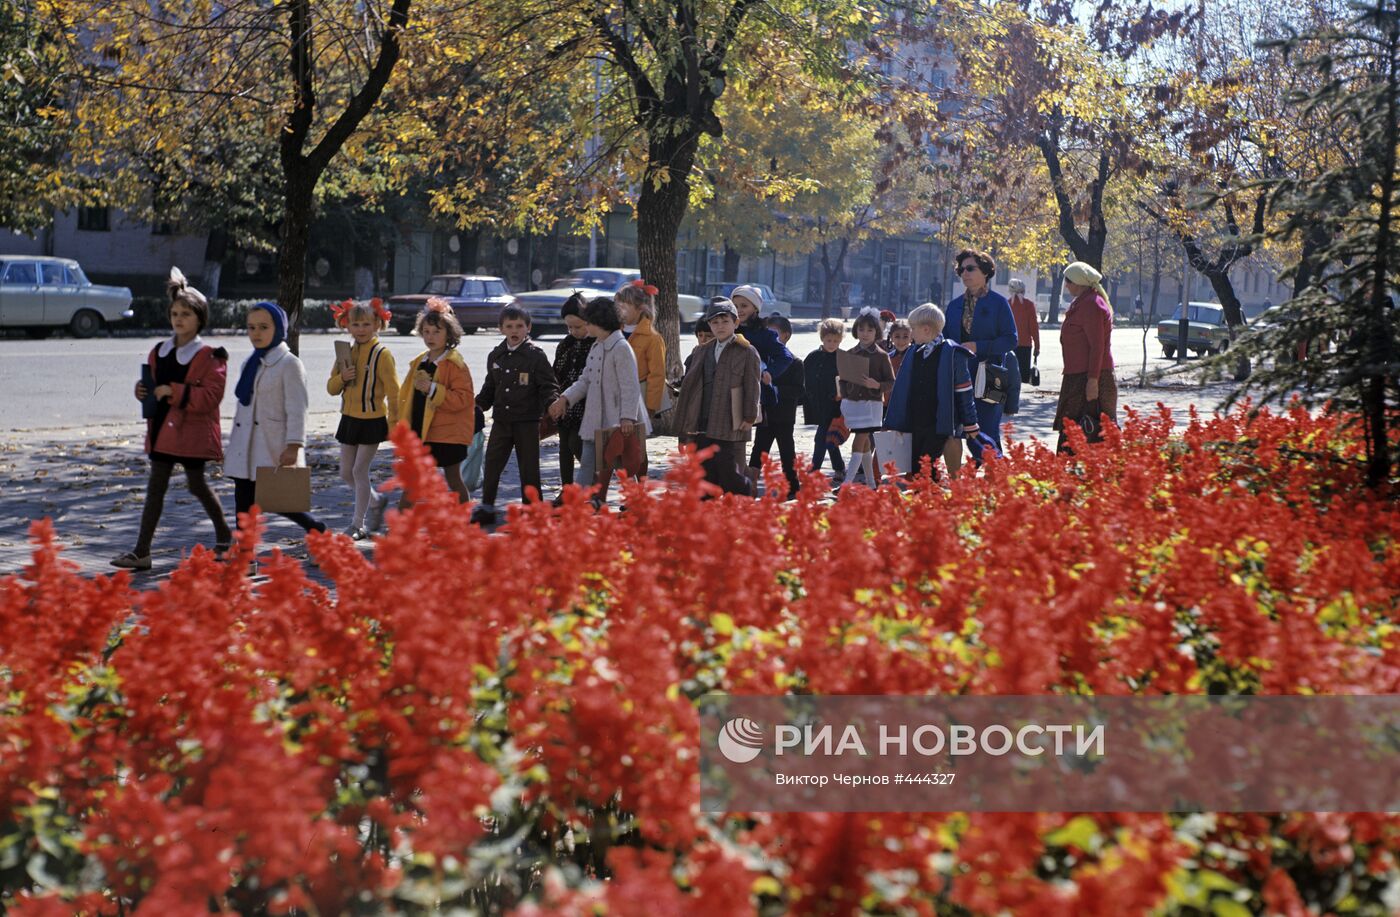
1, 372, 1239, 585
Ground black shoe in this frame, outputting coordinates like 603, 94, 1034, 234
470, 506, 497, 527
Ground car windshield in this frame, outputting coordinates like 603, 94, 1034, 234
1168, 305, 1224, 323
554, 271, 634, 291
421, 277, 464, 295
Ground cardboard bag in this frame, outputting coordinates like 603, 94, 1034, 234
872, 430, 913, 475
255, 466, 311, 514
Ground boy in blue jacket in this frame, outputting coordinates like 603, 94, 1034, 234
884, 304, 999, 479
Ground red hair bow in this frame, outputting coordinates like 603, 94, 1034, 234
425, 296, 453, 315
330, 298, 354, 328
630, 279, 659, 297
369, 297, 391, 323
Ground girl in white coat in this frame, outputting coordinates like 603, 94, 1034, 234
547, 297, 649, 505
225, 302, 326, 534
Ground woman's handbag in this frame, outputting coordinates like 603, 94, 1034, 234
1076, 399, 1103, 441
1029, 356, 1041, 387
975, 359, 1011, 405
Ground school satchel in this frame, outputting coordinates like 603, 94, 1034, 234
254, 466, 312, 514
594, 425, 644, 479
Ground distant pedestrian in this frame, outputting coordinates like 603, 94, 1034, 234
225, 301, 327, 536
1054, 262, 1118, 453
616, 281, 666, 416
551, 293, 594, 494
111, 267, 231, 571
616, 281, 666, 474
685, 318, 714, 374
945, 248, 1019, 454
327, 299, 398, 539
731, 284, 796, 384
671, 297, 762, 496
840, 307, 895, 489
396, 299, 476, 503
886, 319, 913, 382
884, 304, 997, 479
1007, 278, 1040, 383
803, 319, 847, 483
748, 314, 804, 497
472, 304, 558, 526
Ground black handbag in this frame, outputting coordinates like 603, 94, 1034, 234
1029, 356, 1041, 388
1077, 399, 1102, 441
978, 359, 1012, 405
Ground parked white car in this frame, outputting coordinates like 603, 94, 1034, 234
511, 268, 704, 334
0, 256, 133, 338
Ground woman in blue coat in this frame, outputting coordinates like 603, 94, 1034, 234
944, 248, 1019, 451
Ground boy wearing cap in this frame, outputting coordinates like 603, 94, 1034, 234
673, 298, 762, 496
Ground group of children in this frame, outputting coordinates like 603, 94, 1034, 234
111, 266, 1007, 568
110, 273, 673, 567
683, 295, 996, 497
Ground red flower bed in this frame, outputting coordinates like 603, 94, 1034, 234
2, 407, 1398, 914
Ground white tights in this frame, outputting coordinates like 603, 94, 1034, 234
339, 443, 380, 527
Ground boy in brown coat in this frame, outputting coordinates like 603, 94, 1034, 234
673, 298, 762, 496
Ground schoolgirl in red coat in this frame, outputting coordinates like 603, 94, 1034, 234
111, 268, 231, 570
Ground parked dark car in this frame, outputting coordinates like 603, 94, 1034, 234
1157, 301, 1234, 358
387, 275, 513, 336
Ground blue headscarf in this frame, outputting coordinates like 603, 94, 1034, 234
234, 301, 287, 406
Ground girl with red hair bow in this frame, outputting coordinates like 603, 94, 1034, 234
327, 299, 400, 537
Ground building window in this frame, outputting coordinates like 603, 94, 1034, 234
77, 206, 110, 232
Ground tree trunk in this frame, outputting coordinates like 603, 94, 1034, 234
1363, 374, 1390, 489
636, 132, 701, 435
722, 242, 741, 283
1199, 267, 1251, 380
277, 169, 316, 354
201, 226, 227, 301
1141, 242, 1162, 385
1047, 266, 1063, 325
819, 238, 849, 320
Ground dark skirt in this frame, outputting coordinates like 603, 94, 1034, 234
1053, 370, 1119, 434
336, 414, 390, 445
427, 441, 469, 467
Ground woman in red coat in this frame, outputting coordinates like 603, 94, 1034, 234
1054, 261, 1118, 453
111, 268, 231, 571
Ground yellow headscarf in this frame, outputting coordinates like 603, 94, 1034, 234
1064, 261, 1108, 302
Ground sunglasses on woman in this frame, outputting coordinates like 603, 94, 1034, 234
957, 263, 981, 275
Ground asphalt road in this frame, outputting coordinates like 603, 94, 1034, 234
0, 324, 1187, 440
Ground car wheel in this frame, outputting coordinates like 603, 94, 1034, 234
1162, 344, 1175, 359
462, 325, 478, 335
1218, 338, 1230, 352
395, 322, 415, 336
69, 310, 103, 339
